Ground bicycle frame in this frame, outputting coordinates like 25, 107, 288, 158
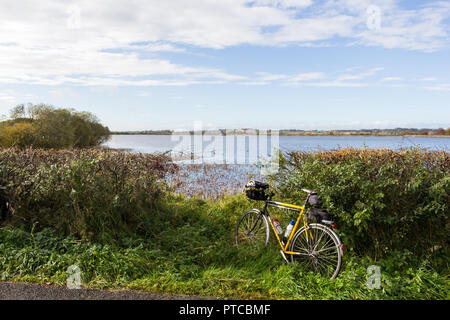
239, 189, 343, 278
260, 196, 312, 256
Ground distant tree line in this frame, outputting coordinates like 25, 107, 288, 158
279, 128, 450, 136
111, 130, 174, 135
433, 128, 450, 136
0, 104, 110, 148
111, 128, 450, 136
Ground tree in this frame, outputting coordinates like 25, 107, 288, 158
0, 122, 36, 147
0, 103, 110, 149
434, 128, 445, 135
32, 107, 76, 148
9, 104, 25, 119
27, 103, 51, 121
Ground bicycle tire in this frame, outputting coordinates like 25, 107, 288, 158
288, 223, 342, 279
235, 209, 270, 247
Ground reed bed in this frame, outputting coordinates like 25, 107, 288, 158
166, 163, 262, 199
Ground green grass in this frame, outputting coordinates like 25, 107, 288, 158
1, 195, 448, 300
1, 148, 448, 299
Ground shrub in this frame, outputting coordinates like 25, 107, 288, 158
0, 148, 177, 242
0, 122, 36, 148
269, 148, 449, 260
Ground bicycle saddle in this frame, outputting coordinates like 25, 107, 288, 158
302, 188, 316, 194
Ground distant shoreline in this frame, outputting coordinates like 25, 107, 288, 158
110, 131, 450, 138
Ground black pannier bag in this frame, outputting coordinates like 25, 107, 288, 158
244, 180, 269, 201
307, 207, 334, 224
307, 193, 320, 207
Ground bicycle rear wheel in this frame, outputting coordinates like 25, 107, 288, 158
289, 223, 342, 279
235, 209, 269, 247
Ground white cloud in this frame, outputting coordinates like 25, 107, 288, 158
420, 77, 438, 81
255, 72, 290, 81
127, 42, 186, 53
246, 68, 390, 87
354, 2, 450, 51
253, 0, 313, 8
238, 81, 271, 86
381, 77, 402, 82
282, 72, 327, 86
0, 44, 245, 86
269, 15, 358, 44
305, 81, 368, 87
337, 74, 364, 81
336, 67, 384, 81
2, 1, 447, 51
48, 87, 79, 98
362, 67, 385, 76
424, 84, 450, 91
0, 0, 448, 88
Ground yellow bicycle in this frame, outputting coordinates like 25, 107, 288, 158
235, 180, 344, 279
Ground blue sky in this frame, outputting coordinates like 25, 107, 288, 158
0, 0, 449, 131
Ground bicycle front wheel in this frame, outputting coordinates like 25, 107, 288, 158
235, 209, 269, 247
289, 223, 342, 279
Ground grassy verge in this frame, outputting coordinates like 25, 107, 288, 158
1, 148, 448, 299
1, 195, 448, 300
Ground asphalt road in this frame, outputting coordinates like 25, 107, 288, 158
0, 282, 209, 300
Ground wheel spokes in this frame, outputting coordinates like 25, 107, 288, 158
291, 225, 340, 279
236, 211, 268, 246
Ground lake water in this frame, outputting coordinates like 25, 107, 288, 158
103, 134, 449, 165
104, 134, 449, 153
103, 134, 449, 197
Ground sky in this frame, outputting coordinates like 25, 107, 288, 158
0, 0, 449, 131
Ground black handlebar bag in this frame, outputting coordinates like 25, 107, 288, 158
244, 180, 269, 201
